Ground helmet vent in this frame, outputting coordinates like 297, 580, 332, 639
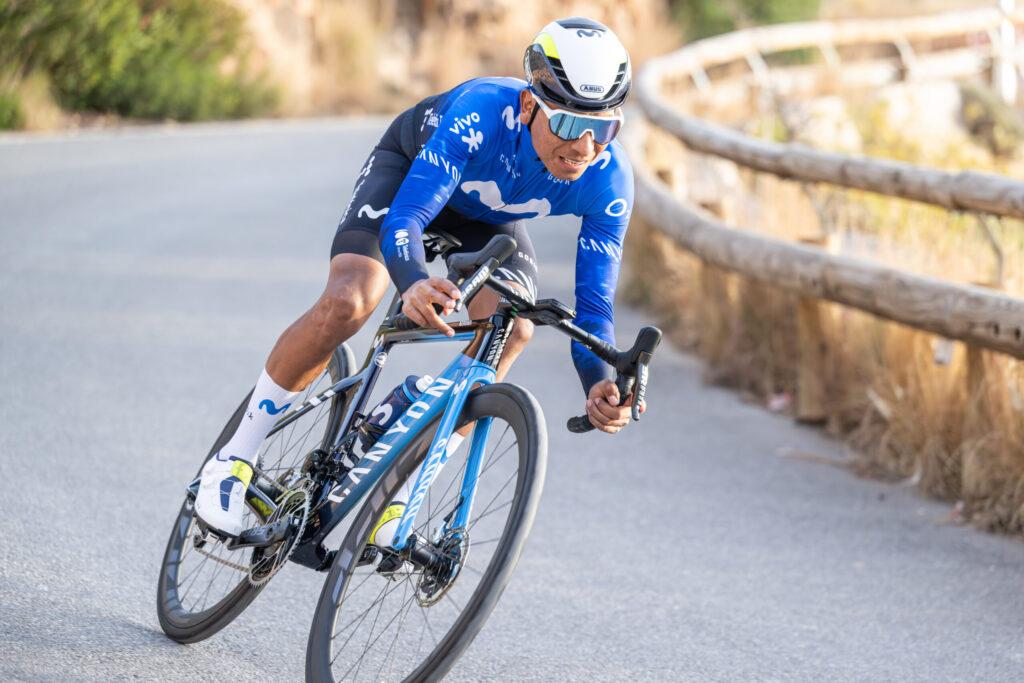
611, 63, 627, 91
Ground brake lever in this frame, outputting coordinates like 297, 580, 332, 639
631, 361, 649, 421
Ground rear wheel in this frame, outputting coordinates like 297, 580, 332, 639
306, 383, 547, 682
156, 344, 354, 643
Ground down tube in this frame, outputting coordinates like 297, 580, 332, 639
389, 362, 495, 550
306, 354, 474, 548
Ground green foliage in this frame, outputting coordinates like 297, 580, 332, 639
960, 81, 1024, 159
670, 0, 821, 40
0, 0, 276, 123
0, 89, 23, 129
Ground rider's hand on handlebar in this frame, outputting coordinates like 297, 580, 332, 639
401, 277, 462, 336
586, 379, 645, 434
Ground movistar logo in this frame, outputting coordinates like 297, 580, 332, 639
258, 399, 290, 415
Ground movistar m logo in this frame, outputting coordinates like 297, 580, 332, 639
258, 399, 290, 415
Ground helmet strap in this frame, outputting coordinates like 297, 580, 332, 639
525, 100, 540, 132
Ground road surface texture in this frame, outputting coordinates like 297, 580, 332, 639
2, 120, 1023, 682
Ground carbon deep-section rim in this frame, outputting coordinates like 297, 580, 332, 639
305, 382, 547, 682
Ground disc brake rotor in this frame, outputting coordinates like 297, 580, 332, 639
416, 528, 469, 607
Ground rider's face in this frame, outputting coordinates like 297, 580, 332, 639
519, 90, 611, 181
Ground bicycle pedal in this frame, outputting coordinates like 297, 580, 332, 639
226, 518, 292, 550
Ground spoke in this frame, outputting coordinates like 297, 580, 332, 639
443, 591, 464, 616
468, 499, 513, 531
340, 590, 421, 681
331, 580, 391, 665
467, 470, 517, 532
460, 562, 483, 577
178, 553, 212, 602
379, 576, 417, 682
281, 378, 321, 458
471, 536, 501, 547
265, 403, 329, 474
353, 571, 393, 682
414, 457, 470, 538
332, 574, 410, 649
479, 424, 512, 476
197, 558, 229, 611
478, 438, 516, 480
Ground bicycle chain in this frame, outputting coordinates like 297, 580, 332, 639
188, 478, 311, 580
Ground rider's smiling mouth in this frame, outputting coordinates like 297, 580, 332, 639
558, 156, 586, 168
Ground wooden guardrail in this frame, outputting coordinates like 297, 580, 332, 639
628, 7, 1024, 421
637, 7, 1024, 219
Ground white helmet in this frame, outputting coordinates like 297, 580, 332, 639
524, 17, 631, 113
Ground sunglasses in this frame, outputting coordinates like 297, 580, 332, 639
530, 92, 623, 145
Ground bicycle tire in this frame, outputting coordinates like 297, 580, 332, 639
305, 382, 547, 682
157, 344, 353, 644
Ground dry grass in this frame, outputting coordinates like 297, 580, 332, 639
626, 92, 1024, 533
308, 0, 681, 114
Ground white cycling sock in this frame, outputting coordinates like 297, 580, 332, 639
219, 367, 300, 463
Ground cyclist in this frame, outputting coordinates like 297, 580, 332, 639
196, 17, 642, 539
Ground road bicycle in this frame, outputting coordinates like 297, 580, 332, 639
156, 231, 661, 681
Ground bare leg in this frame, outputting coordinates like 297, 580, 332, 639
266, 254, 392, 391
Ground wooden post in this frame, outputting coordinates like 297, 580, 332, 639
796, 297, 829, 423
964, 345, 987, 441
696, 264, 731, 365
795, 236, 835, 423
964, 279, 1002, 439
995, 0, 1018, 105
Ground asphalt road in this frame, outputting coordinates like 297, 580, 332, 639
2, 119, 1024, 682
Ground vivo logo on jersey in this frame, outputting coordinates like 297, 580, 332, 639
325, 377, 455, 504
447, 111, 481, 134
416, 148, 461, 183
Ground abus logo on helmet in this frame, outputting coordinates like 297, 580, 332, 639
580, 83, 605, 94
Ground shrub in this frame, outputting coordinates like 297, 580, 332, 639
670, 0, 821, 40
960, 81, 1024, 159
0, 0, 276, 122
0, 89, 23, 129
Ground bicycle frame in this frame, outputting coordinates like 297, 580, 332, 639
242, 292, 512, 570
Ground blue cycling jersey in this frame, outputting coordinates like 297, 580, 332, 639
380, 77, 634, 393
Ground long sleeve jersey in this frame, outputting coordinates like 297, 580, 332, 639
379, 77, 635, 393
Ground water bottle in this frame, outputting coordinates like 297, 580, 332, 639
358, 375, 434, 451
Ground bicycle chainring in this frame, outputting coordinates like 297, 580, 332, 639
248, 484, 311, 586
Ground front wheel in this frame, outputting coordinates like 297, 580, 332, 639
306, 383, 547, 682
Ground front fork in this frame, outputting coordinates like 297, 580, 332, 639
388, 363, 495, 552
